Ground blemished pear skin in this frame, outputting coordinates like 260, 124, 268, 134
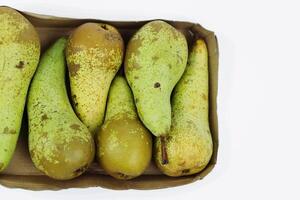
0, 7, 40, 172
125, 20, 188, 164
66, 22, 124, 135
155, 39, 213, 177
97, 76, 152, 180
28, 38, 95, 180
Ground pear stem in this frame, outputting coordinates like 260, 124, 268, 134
160, 136, 168, 165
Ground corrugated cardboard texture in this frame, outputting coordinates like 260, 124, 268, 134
0, 7, 219, 190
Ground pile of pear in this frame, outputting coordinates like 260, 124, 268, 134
0, 7, 213, 180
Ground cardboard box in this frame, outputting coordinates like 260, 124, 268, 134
0, 6, 219, 190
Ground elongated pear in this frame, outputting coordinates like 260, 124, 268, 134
97, 76, 152, 180
66, 23, 124, 134
155, 39, 213, 176
28, 38, 95, 180
0, 7, 40, 172
125, 20, 188, 163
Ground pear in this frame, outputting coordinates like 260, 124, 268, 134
155, 39, 213, 176
97, 75, 152, 180
28, 38, 95, 180
0, 7, 40, 172
66, 22, 124, 134
125, 20, 188, 164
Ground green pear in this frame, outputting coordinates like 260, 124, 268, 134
0, 7, 40, 172
125, 20, 188, 164
155, 39, 213, 176
97, 76, 152, 180
28, 38, 95, 180
66, 23, 124, 134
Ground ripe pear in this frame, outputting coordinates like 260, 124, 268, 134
28, 38, 95, 180
0, 7, 40, 172
155, 39, 213, 176
66, 22, 124, 134
125, 20, 188, 164
97, 75, 152, 180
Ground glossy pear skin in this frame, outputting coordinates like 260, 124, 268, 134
66, 23, 124, 134
125, 20, 188, 137
155, 40, 213, 176
0, 7, 40, 172
97, 76, 152, 180
28, 38, 95, 180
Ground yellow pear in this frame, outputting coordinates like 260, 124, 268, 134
155, 39, 213, 176
97, 76, 152, 180
66, 22, 124, 134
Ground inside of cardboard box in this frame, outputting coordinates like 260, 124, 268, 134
0, 9, 218, 190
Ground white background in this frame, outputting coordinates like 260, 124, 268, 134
1, 0, 300, 199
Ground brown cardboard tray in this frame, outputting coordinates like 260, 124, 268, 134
0, 6, 219, 190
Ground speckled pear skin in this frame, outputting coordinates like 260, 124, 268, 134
125, 20, 188, 137
155, 40, 213, 177
66, 23, 124, 135
28, 38, 95, 180
97, 76, 152, 180
0, 7, 40, 172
